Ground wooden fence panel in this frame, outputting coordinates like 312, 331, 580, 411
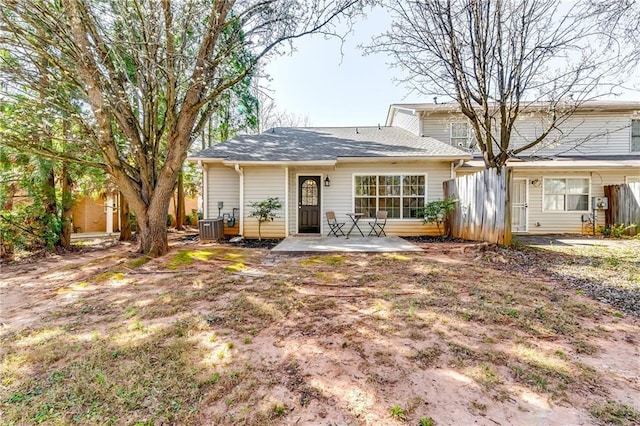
443, 167, 511, 245
604, 183, 640, 236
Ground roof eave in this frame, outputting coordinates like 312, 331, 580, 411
221, 160, 337, 167
337, 155, 472, 163
186, 156, 225, 164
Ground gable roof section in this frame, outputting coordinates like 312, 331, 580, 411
190, 126, 471, 163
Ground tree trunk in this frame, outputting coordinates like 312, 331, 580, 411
43, 159, 58, 246
137, 204, 170, 257
60, 162, 73, 247
119, 192, 132, 241
0, 183, 18, 259
176, 172, 185, 230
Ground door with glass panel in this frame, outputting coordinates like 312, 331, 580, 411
512, 179, 528, 233
298, 176, 320, 233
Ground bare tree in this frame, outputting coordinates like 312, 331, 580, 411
257, 91, 312, 131
0, 0, 368, 256
367, 0, 620, 169
589, 0, 640, 67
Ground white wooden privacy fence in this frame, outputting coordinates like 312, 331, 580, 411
604, 183, 640, 236
443, 167, 512, 245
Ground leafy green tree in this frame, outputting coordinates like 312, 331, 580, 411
249, 197, 282, 241
0, 0, 367, 256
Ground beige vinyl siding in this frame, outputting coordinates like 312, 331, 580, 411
243, 167, 286, 238
391, 109, 420, 135
206, 164, 239, 219
511, 113, 631, 156
421, 112, 634, 156
288, 161, 453, 236
514, 168, 638, 234
421, 113, 464, 142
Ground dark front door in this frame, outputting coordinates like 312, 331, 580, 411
298, 176, 321, 233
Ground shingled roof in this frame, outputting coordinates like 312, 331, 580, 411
190, 126, 470, 162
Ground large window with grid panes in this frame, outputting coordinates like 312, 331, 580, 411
354, 174, 426, 219
543, 177, 590, 212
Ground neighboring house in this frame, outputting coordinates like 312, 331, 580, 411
189, 127, 471, 238
190, 101, 640, 238
387, 101, 640, 234
72, 193, 199, 233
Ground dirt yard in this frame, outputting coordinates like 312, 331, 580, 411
1, 236, 639, 425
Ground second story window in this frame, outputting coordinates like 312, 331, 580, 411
632, 119, 640, 152
450, 122, 469, 148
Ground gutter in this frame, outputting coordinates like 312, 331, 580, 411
223, 160, 336, 167
234, 162, 244, 235
337, 155, 472, 163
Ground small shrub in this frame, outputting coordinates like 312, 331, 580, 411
390, 405, 406, 421
419, 418, 435, 426
589, 399, 640, 425
418, 199, 457, 237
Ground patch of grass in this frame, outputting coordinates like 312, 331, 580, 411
419, 418, 435, 426
167, 249, 215, 269
390, 404, 406, 421
269, 403, 288, 418
129, 256, 151, 268
94, 271, 126, 283
1, 320, 213, 424
572, 339, 599, 355
383, 253, 411, 261
225, 263, 246, 273
467, 364, 502, 389
300, 254, 345, 266
589, 399, 640, 425
411, 346, 442, 368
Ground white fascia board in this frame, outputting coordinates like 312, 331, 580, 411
221, 160, 337, 167
336, 155, 472, 163
186, 157, 225, 164
463, 159, 640, 169
385, 105, 418, 126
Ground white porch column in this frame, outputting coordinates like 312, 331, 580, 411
201, 162, 209, 218
235, 163, 244, 235
105, 193, 114, 234
284, 167, 289, 236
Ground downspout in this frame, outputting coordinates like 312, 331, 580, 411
234, 162, 244, 235
451, 159, 465, 179
199, 160, 208, 218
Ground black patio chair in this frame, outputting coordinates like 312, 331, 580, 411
368, 210, 388, 237
326, 211, 346, 237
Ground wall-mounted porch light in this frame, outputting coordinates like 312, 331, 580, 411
324, 176, 331, 187
531, 178, 541, 188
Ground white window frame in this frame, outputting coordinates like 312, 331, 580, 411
626, 176, 640, 184
632, 119, 640, 153
542, 177, 591, 213
450, 122, 470, 148
352, 173, 428, 220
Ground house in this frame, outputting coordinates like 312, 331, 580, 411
72, 192, 199, 234
190, 101, 640, 238
387, 101, 640, 234
189, 127, 471, 238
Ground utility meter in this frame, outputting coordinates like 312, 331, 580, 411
591, 196, 608, 210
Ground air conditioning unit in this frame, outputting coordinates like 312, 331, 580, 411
199, 218, 224, 240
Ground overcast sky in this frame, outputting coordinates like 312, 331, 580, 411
262, 7, 640, 128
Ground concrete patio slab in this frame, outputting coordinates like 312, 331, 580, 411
271, 236, 423, 253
